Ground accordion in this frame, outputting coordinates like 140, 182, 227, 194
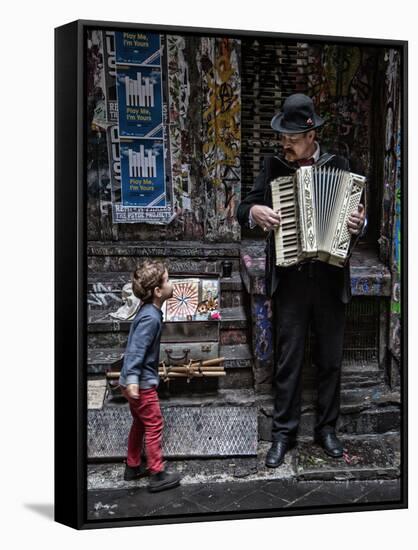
270, 166, 366, 268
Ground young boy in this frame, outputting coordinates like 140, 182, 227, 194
119, 259, 181, 493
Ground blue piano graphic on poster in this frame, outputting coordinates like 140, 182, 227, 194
116, 66, 163, 138
120, 139, 166, 207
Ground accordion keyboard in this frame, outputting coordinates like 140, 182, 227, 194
271, 177, 299, 265
270, 166, 366, 267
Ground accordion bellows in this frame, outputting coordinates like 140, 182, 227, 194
270, 166, 366, 268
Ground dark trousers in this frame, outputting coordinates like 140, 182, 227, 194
271, 261, 346, 441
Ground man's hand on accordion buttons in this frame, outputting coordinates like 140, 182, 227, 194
250, 205, 281, 232
347, 203, 365, 235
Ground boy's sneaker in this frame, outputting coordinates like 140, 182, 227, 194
148, 470, 181, 493
124, 462, 148, 481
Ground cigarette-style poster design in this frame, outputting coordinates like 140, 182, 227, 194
120, 139, 166, 207
116, 66, 163, 138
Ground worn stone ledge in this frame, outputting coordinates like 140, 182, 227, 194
89, 386, 400, 438
87, 344, 254, 375
88, 305, 248, 332
87, 271, 244, 292
258, 405, 400, 440
240, 241, 392, 297
87, 240, 241, 258
294, 436, 400, 481
87, 434, 400, 492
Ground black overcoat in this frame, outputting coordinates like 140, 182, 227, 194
236, 152, 353, 303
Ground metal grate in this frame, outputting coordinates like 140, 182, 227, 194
88, 405, 258, 460
241, 39, 309, 198
305, 297, 380, 365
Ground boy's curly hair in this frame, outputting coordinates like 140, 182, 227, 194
131, 259, 167, 302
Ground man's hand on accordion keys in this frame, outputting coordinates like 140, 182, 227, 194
249, 205, 282, 232
347, 203, 365, 235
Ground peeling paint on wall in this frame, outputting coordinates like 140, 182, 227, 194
201, 37, 242, 242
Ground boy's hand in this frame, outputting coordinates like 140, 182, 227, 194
126, 384, 140, 399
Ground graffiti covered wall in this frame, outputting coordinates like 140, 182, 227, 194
380, 49, 402, 361
306, 45, 377, 177
201, 37, 241, 242
86, 30, 241, 243
240, 41, 380, 235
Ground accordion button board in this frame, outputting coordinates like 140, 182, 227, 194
270, 166, 366, 268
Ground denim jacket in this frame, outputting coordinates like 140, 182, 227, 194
119, 302, 163, 389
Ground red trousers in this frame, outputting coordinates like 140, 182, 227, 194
121, 386, 164, 474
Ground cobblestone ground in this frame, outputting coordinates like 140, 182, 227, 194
87, 436, 402, 521
88, 478, 401, 521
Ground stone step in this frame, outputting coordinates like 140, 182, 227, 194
88, 343, 253, 373
87, 346, 384, 388
87, 433, 400, 486
88, 305, 251, 349
88, 304, 248, 330
87, 347, 385, 395
88, 383, 400, 447
86, 271, 246, 295
304, 360, 385, 390
87, 304, 381, 372
88, 478, 401, 520
258, 386, 401, 440
220, 274, 247, 308
87, 240, 242, 275
87, 270, 246, 313
88, 344, 255, 389
220, 305, 248, 329
239, 240, 392, 297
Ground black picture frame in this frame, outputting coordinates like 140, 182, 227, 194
55, 19, 408, 530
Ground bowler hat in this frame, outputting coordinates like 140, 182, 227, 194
271, 93, 324, 134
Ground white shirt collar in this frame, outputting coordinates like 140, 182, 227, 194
311, 141, 320, 162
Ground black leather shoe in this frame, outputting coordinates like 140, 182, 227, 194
265, 438, 296, 468
314, 432, 344, 458
124, 462, 148, 481
148, 470, 181, 493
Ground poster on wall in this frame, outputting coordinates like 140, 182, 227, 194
102, 30, 119, 125
104, 30, 173, 224
161, 278, 221, 322
120, 139, 166, 206
116, 66, 163, 138
115, 31, 161, 66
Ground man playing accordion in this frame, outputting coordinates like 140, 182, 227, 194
237, 93, 366, 467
